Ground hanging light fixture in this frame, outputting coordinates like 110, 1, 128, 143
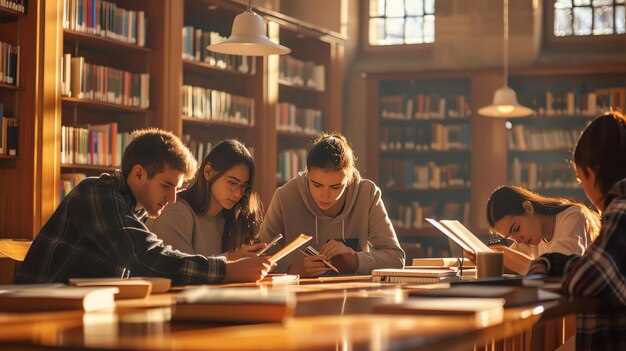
478, 0, 533, 118
207, 0, 290, 56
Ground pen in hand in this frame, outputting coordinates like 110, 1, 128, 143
299, 247, 340, 273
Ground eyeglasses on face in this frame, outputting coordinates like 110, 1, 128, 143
224, 178, 250, 193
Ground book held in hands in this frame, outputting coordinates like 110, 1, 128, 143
174, 287, 295, 324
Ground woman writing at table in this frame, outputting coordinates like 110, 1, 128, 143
147, 139, 266, 260
486, 185, 600, 275
259, 132, 405, 277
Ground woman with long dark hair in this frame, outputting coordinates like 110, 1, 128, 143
147, 139, 265, 259
486, 185, 600, 274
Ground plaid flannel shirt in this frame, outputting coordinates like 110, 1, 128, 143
559, 178, 626, 304
14, 171, 225, 285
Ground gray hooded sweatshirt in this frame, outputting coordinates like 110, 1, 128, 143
259, 172, 405, 274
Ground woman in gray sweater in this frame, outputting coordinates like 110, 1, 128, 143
147, 139, 266, 260
259, 132, 405, 277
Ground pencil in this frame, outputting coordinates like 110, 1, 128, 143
298, 249, 340, 273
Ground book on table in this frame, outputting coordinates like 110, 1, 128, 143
173, 287, 295, 324
371, 268, 457, 285
411, 257, 475, 268
68, 278, 155, 299
373, 297, 505, 327
407, 284, 561, 307
425, 218, 492, 255
0, 284, 118, 312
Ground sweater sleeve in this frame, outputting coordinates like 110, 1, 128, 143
355, 185, 405, 274
146, 201, 196, 254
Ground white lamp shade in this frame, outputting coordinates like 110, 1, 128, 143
478, 85, 534, 118
207, 10, 291, 56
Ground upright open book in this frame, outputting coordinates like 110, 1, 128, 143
426, 218, 493, 255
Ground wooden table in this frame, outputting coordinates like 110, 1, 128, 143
0, 280, 573, 350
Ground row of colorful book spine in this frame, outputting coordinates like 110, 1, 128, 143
518, 87, 625, 116
279, 56, 325, 91
0, 0, 25, 13
60, 123, 132, 167
0, 41, 19, 86
508, 124, 584, 151
0, 103, 18, 156
380, 94, 471, 120
61, 54, 150, 108
181, 26, 255, 75
380, 159, 470, 190
62, 0, 146, 47
181, 85, 254, 126
380, 124, 470, 152
276, 149, 306, 183
276, 102, 322, 135
510, 158, 580, 190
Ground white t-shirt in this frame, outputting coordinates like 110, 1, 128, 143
146, 199, 224, 256
511, 206, 594, 259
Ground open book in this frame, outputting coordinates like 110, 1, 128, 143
173, 287, 295, 324
426, 218, 492, 255
0, 285, 118, 312
268, 233, 312, 265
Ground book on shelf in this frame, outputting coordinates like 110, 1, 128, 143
371, 268, 457, 285
425, 218, 492, 255
0, 115, 18, 156
373, 297, 504, 326
173, 287, 295, 324
407, 285, 560, 307
0, 284, 118, 312
68, 277, 153, 299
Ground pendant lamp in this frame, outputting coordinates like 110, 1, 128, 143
207, 0, 290, 56
478, 0, 533, 118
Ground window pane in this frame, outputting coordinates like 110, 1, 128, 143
386, 18, 405, 44
424, 15, 435, 43
405, 0, 423, 16
618, 0, 625, 4
556, 0, 574, 7
593, 6, 614, 34
405, 17, 423, 44
386, 0, 404, 17
617, 6, 625, 33
591, 0, 611, 5
555, 8, 574, 35
573, 0, 591, 5
573, 7, 593, 35
369, 18, 385, 45
370, 0, 385, 17
424, 0, 435, 14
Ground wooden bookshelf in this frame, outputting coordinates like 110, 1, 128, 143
507, 65, 626, 203
1, 0, 344, 245
367, 65, 626, 257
